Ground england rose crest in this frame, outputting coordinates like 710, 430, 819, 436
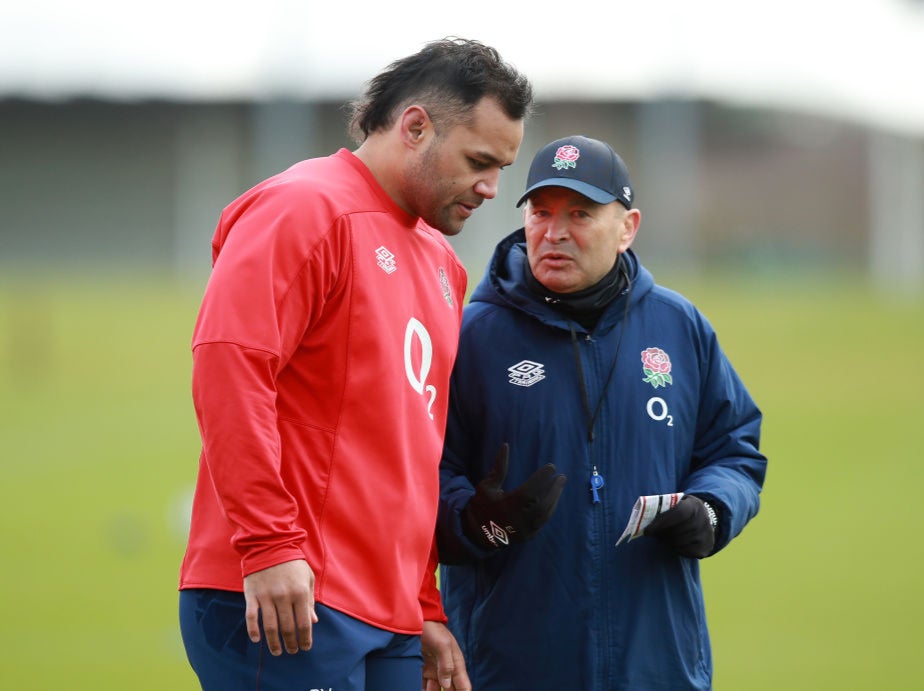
641, 347, 672, 389
552, 145, 580, 170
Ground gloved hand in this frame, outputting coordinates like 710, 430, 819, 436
462, 443, 567, 550
644, 495, 718, 559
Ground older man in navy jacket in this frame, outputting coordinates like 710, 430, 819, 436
436, 135, 767, 690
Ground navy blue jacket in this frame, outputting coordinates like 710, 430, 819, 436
437, 230, 767, 690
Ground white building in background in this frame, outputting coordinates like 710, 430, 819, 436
1, 0, 922, 290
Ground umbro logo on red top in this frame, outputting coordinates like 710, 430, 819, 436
375, 246, 397, 274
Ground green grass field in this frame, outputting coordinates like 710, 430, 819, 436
1, 269, 922, 690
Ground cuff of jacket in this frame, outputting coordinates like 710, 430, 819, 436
690, 493, 728, 556
436, 496, 502, 565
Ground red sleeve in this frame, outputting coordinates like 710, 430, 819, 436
191, 181, 341, 577
419, 536, 448, 623
192, 342, 307, 576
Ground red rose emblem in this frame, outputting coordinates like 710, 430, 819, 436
555, 145, 580, 163
641, 348, 671, 374
641, 347, 673, 388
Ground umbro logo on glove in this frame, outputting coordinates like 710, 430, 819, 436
462, 443, 567, 550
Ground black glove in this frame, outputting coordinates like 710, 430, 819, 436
461, 443, 567, 550
644, 495, 718, 559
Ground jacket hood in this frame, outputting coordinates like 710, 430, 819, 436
469, 228, 654, 334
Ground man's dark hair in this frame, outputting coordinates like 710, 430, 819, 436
347, 37, 533, 143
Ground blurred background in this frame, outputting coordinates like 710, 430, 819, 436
2, 1, 922, 688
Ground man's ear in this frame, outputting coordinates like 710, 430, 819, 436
398, 105, 431, 148
618, 208, 641, 252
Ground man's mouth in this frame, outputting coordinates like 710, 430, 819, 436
457, 200, 480, 218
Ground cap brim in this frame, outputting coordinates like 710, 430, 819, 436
516, 178, 618, 207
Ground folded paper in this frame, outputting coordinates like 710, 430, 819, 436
616, 492, 684, 546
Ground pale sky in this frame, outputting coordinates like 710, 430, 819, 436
3, 0, 924, 135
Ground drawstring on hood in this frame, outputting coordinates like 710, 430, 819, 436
562, 257, 633, 444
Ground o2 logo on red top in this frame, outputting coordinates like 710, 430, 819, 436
404, 318, 436, 419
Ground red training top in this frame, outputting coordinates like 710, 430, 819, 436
179, 149, 467, 633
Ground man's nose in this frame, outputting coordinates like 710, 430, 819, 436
545, 216, 569, 241
474, 170, 500, 199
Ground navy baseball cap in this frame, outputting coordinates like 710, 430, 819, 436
516, 135, 634, 209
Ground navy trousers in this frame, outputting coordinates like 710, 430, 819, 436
180, 589, 423, 691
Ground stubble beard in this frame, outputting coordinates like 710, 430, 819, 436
408, 142, 465, 236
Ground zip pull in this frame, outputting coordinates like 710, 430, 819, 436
590, 466, 605, 504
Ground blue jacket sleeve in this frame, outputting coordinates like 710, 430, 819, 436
683, 320, 767, 554
436, 362, 499, 565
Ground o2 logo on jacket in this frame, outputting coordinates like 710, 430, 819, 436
647, 397, 673, 427
404, 318, 436, 420
642, 347, 674, 426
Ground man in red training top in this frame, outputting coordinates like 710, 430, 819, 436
178, 37, 533, 691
